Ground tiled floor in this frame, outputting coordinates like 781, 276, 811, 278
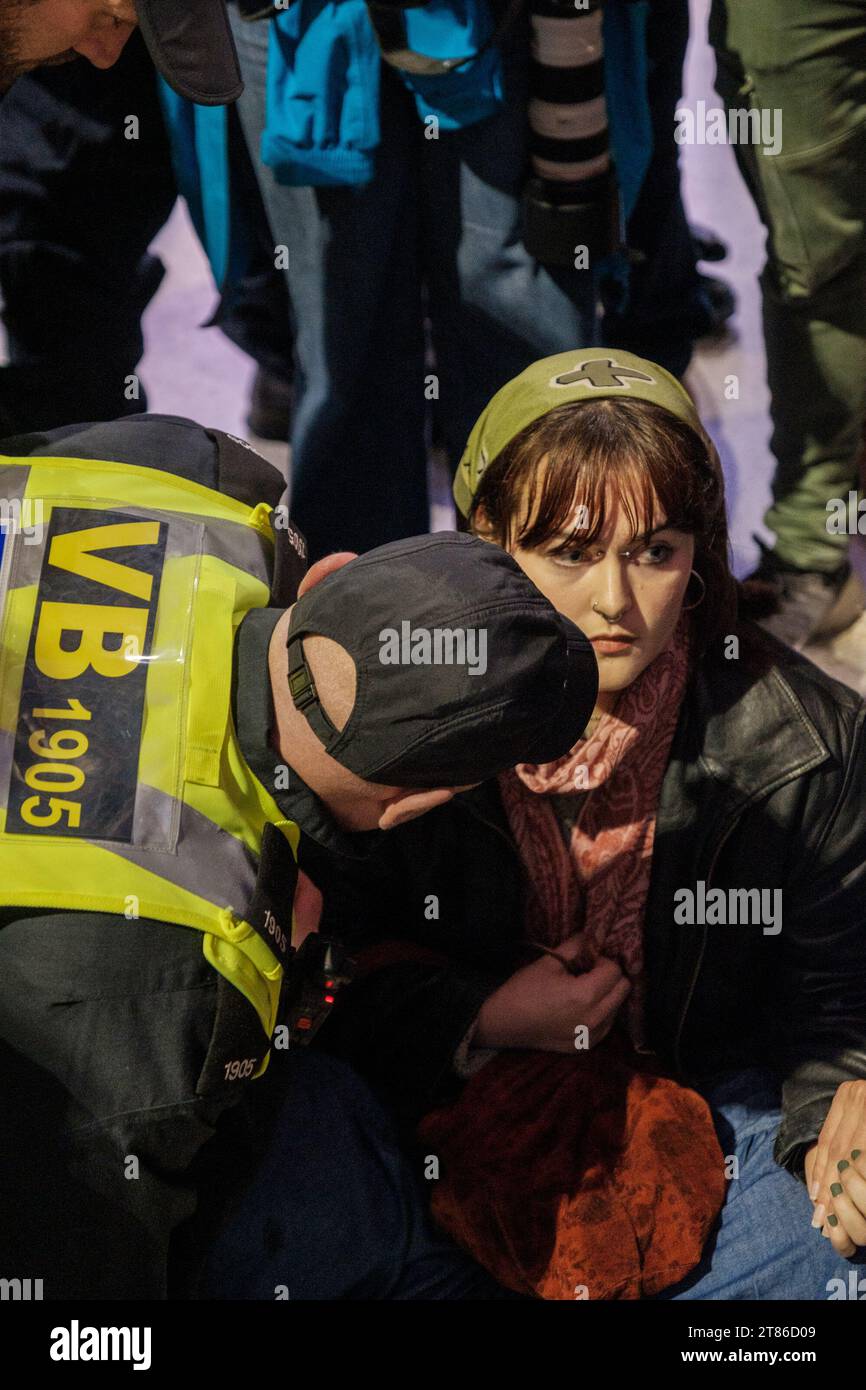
5, 0, 866, 688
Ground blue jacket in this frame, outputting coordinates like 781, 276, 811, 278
161, 1, 651, 289
262, 0, 506, 186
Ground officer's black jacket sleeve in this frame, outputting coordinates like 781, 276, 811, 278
304, 795, 524, 1133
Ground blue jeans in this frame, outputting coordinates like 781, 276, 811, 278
227, 5, 598, 559
194, 1050, 514, 1300
656, 1069, 866, 1300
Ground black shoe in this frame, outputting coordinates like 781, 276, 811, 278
692, 274, 737, 340
247, 367, 293, 442
690, 224, 729, 264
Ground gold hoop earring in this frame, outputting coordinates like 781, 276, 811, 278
681, 570, 706, 612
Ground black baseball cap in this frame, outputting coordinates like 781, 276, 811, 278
136, 0, 243, 105
285, 533, 598, 788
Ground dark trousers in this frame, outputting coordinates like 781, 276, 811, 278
601, 0, 703, 379
0, 911, 499, 1300
710, 0, 866, 571
227, 5, 600, 561
0, 913, 227, 1299
0, 35, 291, 437
193, 1049, 514, 1300
0, 32, 176, 433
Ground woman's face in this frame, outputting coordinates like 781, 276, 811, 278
507, 483, 695, 697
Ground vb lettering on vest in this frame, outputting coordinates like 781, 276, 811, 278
0, 455, 303, 1091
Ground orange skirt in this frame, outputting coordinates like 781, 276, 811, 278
417, 1032, 727, 1300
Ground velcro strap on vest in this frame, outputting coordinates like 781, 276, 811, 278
186, 578, 234, 786
196, 971, 272, 1096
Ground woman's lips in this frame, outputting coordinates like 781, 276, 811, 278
589, 636, 637, 656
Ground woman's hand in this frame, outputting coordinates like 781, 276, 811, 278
474, 934, 631, 1054
805, 1080, 866, 1257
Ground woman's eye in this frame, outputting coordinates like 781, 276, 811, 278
550, 548, 591, 567
638, 542, 675, 565
548, 540, 676, 567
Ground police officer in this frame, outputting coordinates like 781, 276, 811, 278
0, 412, 596, 1299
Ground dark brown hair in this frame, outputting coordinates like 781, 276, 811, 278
468, 397, 742, 658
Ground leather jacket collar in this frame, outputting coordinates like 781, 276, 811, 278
458, 623, 834, 841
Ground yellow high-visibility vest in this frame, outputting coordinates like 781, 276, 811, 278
0, 453, 299, 1085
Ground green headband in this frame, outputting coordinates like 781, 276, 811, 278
454, 348, 704, 518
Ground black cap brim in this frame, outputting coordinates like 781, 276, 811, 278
136, 0, 243, 105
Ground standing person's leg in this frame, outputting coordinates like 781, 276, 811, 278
710, 0, 866, 640
420, 0, 600, 470
227, 10, 429, 561
211, 115, 296, 442
602, 0, 705, 380
654, 1069, 866, 1300
0, 30, 176, 434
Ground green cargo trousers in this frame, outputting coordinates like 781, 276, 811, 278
710, 0, 866, 572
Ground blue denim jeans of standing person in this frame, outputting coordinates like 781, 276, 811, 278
226, 4, 599, 560
655, 1068, 866, 1300
193, 1049, 516, 1300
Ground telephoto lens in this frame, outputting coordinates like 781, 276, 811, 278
521, 0, 623, 267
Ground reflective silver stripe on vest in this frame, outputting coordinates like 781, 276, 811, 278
0, 465, 31, 527
203, 517, 272, 587
116, 506, 272, 587
0, 727, 13, 823
5, 499, 271, 591
0, 465, 38, 592
113, 787, 258, 917
0, 470, 35, 807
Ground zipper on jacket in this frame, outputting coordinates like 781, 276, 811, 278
672, 816, 738, 1075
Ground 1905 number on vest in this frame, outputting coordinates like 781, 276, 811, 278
7, 507, 167, 840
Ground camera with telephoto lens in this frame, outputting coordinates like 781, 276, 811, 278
521, 0, 625, 268
521, 168, 623, 269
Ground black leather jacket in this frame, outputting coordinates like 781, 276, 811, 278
312, 622, 866, 1181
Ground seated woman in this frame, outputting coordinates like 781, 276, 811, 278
313, 349, 866, 1300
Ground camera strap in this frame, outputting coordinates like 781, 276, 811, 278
366, 0, 525, 78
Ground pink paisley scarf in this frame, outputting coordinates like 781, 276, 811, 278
498, 615, 692, 1041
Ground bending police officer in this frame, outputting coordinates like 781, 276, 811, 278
0, 412, 596, 1298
